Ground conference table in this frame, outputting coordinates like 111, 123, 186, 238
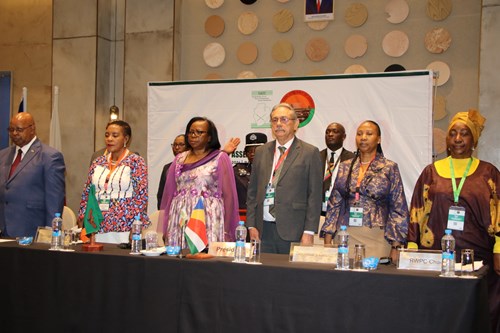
0, 241, 491, 333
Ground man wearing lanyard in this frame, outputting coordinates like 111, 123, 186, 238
246, 103, 322, 254
320, 123, 355, 216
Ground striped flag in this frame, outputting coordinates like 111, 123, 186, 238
184, 197, 208, 254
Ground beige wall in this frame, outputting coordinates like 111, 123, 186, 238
1, 0, 498, 215
0, 0, 53, 139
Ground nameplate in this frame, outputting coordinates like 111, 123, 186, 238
208, 242, 251, 258
289, 243, 338, 264
397, 249, 442, 271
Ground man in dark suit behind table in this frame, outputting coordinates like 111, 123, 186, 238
320, 122, 355, 216
0, 112, 65, 238
246, 103, 322, 254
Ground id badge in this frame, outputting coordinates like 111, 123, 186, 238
264, 184, 275, 206
349, 206, 363, 227
447, 206, 465, 231
99, 195, 110, 212
322, 190, 331, 212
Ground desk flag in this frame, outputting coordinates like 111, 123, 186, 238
83, 184, 104, 234
184, 198, 208, 254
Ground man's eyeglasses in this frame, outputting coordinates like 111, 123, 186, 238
188, 130, 207, 137
171, 143, 186, 148
7, 124, 33, 133
270, 116, 296, 124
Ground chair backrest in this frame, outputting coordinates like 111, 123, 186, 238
62, 206, 77, 230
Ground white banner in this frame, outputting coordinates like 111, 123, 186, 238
148, 71, 433, 214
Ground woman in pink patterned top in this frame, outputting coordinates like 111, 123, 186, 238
78, 120, 149, 244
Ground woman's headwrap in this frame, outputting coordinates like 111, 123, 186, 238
447, 108, 486, 147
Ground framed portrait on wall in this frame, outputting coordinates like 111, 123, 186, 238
305, 0, 334, 22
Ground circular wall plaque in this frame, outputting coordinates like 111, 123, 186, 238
426, 0, 452, 21
237, 71, 257, 79
384, 64, 406, 72
385, 0, 409, 24
433, 94, 447, 120
205, 15, 225, 38
238, 12, 259, 35
237, 42, 258, 65
345, 3, 368, 28
305, 37, 330, 62
273, 9, 294, 33
307, 69, 327, 76
307, 21, 329, 31
424, 27, 451, 54
433, 127, 447, 154
426, 61, 450, 86
382, 30, 409, 57
205, 73, 223, 80
203, 42, 225, 68
344, 64, 368, 74
272, 69, 291, 77
205, 0, 224, 9
272, 40, 294, 63
344, 34, 367, 59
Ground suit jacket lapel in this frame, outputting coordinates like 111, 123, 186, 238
8, 139, 40, 182
260, 142, 275, 188
3, 147, 16, 182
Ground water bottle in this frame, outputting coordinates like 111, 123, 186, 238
441, 229, 456, 277
336, 225, 349, 270
131, 215, 142, 254
50, 213, 63, 250
234, 221, 247, 263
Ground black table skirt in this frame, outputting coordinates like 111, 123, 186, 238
0, 242, 491, 333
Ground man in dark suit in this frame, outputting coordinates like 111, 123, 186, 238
320, 122, 355, 216
306, 0, 333, 15
156, 134, 186, 209
246, 103, 322, 254
0, 112, 66, 237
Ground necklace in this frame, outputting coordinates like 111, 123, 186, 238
360, 161, 370, 165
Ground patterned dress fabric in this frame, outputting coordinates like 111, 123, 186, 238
160, 150, 239, 247
78, 153, 149, 232
322, 153, 409, 244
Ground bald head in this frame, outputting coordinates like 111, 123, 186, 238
9, 112, 36, 147
324, 122, 346, 151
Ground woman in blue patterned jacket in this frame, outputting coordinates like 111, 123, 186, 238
322, 120, 409, 262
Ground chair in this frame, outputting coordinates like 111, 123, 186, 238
142, 210, 164, 246
62, 206, 77, 230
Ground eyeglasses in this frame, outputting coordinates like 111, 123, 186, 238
7, 124, 33, 133
188, 130, 207, 137
171, 143, 186, 148
270, 116, 296, 124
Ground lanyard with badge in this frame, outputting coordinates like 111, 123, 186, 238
447, 157, 472, 231
99, 149, 129, 211
264, 147, 289, 206
322, 155, 341, 211
349, 157, 374, 227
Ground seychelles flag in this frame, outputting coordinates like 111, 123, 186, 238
184, 198, 208, 254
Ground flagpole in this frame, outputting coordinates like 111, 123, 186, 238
50, 86, 62, 150
22, 87, 27, 112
